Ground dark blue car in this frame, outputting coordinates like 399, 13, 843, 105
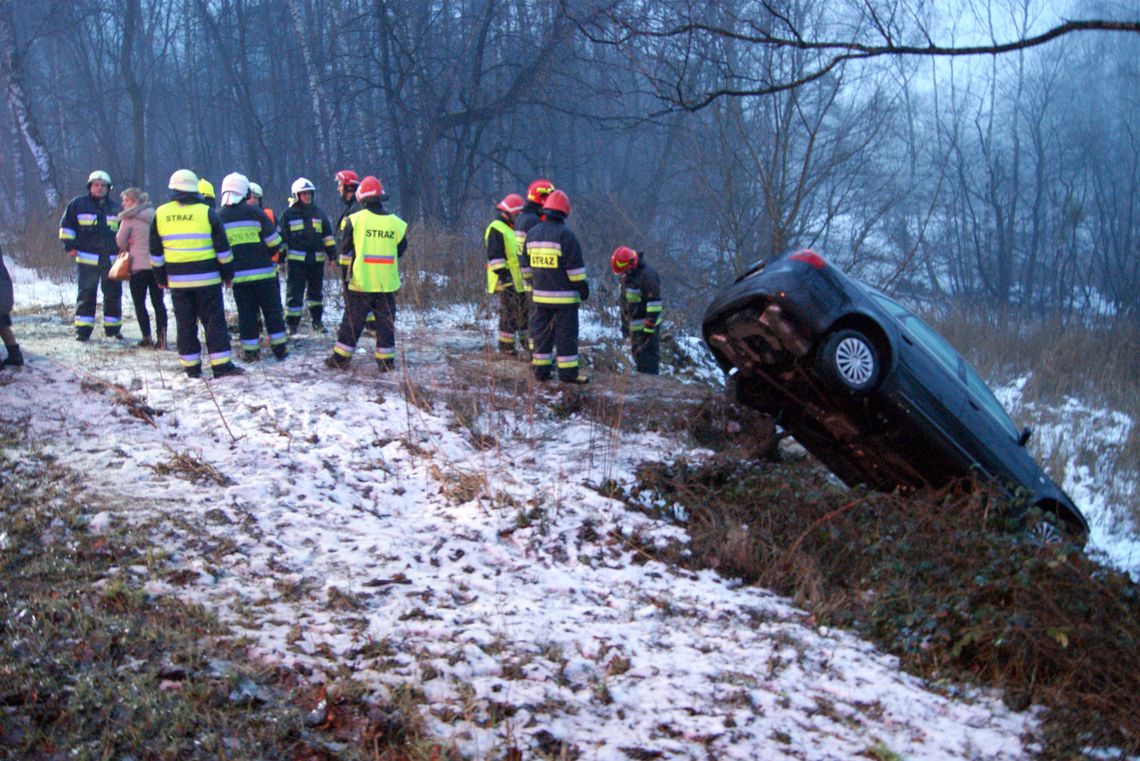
702, 249, 1089, 541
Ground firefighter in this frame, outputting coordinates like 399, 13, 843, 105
219, 172, 289, 362
149, 169, 243, 379
334, 169, 361, 243
610, 246, 663, 375
279, 177, 337, 333
516, 179, 555, 264
325, 176, 408, 373
485, 193, 527, 355
198, 178, 216, 208
248, 182, 275, 225
515, 180, 554, 353
524, 189, 589, 384
59, 170, 124, 341
334, 169, 374, 333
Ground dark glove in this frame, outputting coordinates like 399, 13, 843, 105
576, 281, 589, 302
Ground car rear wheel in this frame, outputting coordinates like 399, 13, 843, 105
818, 329, 881, 393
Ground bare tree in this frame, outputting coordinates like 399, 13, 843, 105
566, 0, 1140, 110
0, 2, 60, 207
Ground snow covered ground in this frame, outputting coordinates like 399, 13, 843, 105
2, 258, 1133, 758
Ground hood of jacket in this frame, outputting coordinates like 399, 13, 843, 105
118, 203, 154, 222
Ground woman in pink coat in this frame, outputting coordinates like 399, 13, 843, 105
116, 188, 167, 348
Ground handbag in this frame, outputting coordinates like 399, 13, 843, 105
109, 251, 132, 281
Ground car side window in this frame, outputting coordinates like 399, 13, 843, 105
963, 365, 1021, 440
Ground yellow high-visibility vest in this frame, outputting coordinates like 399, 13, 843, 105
154, 201, 215, 264
347, 209, 408, 293
484, 220, 524, 293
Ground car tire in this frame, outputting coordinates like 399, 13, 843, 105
818, 329, 881, 393
1027, 505, 1087, 547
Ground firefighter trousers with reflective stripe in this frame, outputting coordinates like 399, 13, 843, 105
171, 285, 231, 368
75, 257, 123, 336
498, 287, 528, 350
234, 278, 287, 350
531, 305, 579, 382
285, 259, 325, 326
632, 330, 660, 375
336, 291, 396, 360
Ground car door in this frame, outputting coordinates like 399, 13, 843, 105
888, 311, 976, 475
959, 364, 1040, 490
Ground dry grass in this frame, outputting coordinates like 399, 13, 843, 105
629, 454, 1140, 758
934, 309, 1139, 417
8, 208, 75, 281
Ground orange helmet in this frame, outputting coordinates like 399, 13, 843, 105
610, 246, 638, 275
527, 179, 555, 203
496, 193, 525, 215
335, 169, 359, 187
542, 189, 571, 216
355, 176, 387, 202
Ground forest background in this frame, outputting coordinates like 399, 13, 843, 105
1, 0, 1137, 335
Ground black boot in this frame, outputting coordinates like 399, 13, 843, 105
185, 364, 203, 378
138, 335, 154, 348
272, 344, 289, 361
212, 362, 245, 378
76, 329, 92, 343
242, 349, 261, 362
325, 353, 350, 370
377, 358, 395, 373
559, 373, 590, 385
1, 344, 23, 367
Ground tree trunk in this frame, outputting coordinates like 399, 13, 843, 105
120, 0, 147, 187
285, 0, 330, 175
0, 3, 60, 209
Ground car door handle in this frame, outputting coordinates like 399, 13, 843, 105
968, 399, 980, 410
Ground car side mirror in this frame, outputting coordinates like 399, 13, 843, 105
1018, 427, 1032, 446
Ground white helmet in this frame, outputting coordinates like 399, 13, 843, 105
248, 181, 263, 198
168, 169, 199, 193
290, 177, 316, 196
87, 170, 112, 188
220, 172, 250, 206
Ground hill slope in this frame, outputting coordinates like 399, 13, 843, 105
0, 268, 1049, 759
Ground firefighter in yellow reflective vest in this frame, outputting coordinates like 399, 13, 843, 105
523, 189, 589, 384
325, 176, 408, 373
485, 193, 526, 355
149, 169, 244, 379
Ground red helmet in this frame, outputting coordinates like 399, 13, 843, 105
542, 189, 571, 216
610, 246, 638, 275
336, 169, 359, 187
355, 176, 387, 202
527, 179, 555, 203
496, 193, 525, 215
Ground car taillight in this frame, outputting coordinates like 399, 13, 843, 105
790, 249, 826, 269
